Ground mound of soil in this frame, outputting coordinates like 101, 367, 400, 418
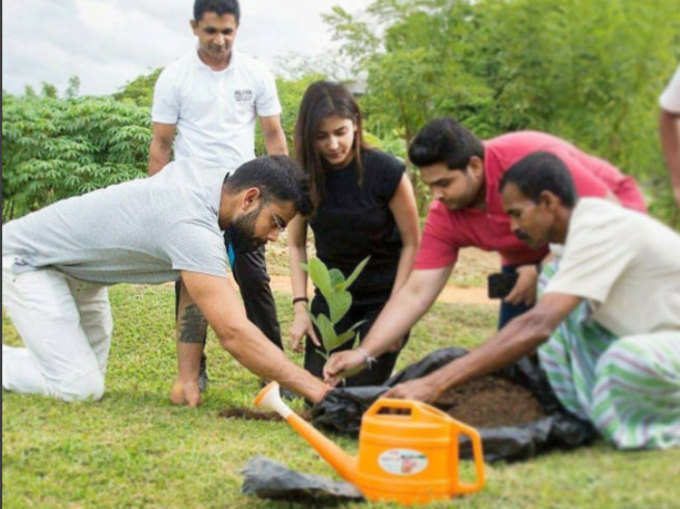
219, 408, 312, 422
435, 375, 545, 428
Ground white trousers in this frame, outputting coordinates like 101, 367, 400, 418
2, 256, 113, 401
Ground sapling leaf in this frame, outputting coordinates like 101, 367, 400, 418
334, 319, 367, 347
301, 256, 371, 356
306, 258, 332, 300
316, 313, 338, 351
328, 290, 352, 324
340, 256, 370, 291
329, 268, 345, 288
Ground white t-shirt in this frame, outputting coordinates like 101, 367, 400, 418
660, 65, 680, 113
152, 49, 282, 170
2, 160, 229, 285
545, 198, 680, 337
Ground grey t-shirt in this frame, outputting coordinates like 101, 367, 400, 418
2, 159, 230, 284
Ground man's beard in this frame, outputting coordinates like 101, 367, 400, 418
230, 205, 265, 252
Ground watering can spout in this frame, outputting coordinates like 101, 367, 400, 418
254, 382, 358, 484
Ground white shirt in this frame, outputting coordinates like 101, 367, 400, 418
545, 198, 680, 337
151, 49, 282, 170
660, 65, 680, 113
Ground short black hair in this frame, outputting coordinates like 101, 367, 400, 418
224, 155, 312, 216
499, 152, 577, 207
408, 117, 484, 171
194, 0, 240, 23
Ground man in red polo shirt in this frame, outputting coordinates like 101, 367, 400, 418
323, 118, 645, 381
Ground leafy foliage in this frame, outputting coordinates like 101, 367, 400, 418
300, 256, 370, 354
2, 93, 151, 220
255, 73, 327, 157
113, 68, 163, 108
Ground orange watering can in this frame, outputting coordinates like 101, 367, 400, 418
254, 382, 485, 505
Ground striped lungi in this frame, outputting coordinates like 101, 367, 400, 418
537, 261, 680, 449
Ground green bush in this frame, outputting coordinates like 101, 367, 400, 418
2, 93, 151, 220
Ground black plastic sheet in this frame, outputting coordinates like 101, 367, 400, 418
312, 347, 596, 462
241, 455, 364, 503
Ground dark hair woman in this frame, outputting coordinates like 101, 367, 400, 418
287, 81, 420, 386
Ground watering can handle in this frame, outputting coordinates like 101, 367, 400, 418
364, 397, 419, 416
452, 421, 486, 494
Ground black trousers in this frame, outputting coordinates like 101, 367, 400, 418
175, 225, 282, 350
304, 291, 408, 387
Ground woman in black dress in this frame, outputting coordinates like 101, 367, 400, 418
288, 81, 420, 386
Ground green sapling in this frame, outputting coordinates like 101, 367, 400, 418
300, 256, 370, 359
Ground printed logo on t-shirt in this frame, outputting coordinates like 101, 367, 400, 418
234, 89, 253, 102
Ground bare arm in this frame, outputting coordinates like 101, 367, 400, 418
659, 108, 680, 206
385, 293, 582, 403
323, 266, 453, 383
180, 270, 327, 402
287, 214, 320, 350
148, 122, 176, 176
260, 115, 288, 156
388, 174, 420, 295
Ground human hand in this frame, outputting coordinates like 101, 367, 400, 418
383, 378, 438, 404
170, 378, 203, 408
673, 185, 680, 208
504, 264, 538, 306
323, 348, 368, 386
290, 306, 319, 353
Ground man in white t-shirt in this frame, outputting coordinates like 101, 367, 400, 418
148, 0, 288, 392
348, 152, 679, 450
2, 156, 328, 406
660, 64, 680, 207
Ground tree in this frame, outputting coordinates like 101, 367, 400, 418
113, 68, 163, 108
41, 81, 57, 98
65, 75, 81, 99
254, 72, 327, 157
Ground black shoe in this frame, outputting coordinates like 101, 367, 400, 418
198, 354, 209, 393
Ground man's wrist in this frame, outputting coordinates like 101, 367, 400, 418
356, 346, 377, 369
426, 371, 450, 401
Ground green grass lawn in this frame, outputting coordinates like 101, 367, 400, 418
3, 283, 679, 508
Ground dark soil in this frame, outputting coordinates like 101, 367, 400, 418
435, 375, 545, 428
219, 408, 312, 422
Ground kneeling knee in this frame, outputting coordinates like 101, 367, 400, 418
52, 370, 105, 402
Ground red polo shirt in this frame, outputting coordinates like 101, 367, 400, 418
414, 131, 646, 269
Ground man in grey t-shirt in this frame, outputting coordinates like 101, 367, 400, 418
2, 156, 328, 406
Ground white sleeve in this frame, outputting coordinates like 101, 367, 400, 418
255, 67, 282, 117
660, 65, 680, 113
544, 201, 638, 303
151, 68, 180, 124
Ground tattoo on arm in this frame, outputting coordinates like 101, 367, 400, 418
177, 304, 208, 344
